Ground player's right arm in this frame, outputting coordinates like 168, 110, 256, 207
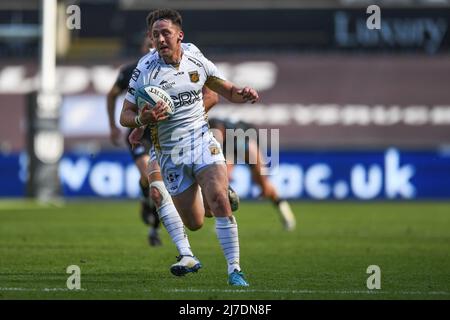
120, 99, 143, 128
120, 99, 169, 127
120, 64, 145, 128
119, 64, 168, 128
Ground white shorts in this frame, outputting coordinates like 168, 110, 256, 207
146, 146, 160, 176
157, 131, 225, 196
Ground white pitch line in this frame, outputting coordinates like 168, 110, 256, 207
165, 288, 450, 296
1, 287, 449, 296
0, 287, 79, 292
0, 206, 52, 211
0, 287, 130, 293
0, 204, 63, 211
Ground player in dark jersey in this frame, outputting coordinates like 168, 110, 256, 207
106, 38, 162, 246
208, 118, 296, 231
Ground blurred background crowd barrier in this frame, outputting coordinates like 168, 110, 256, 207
1, 0, 449, 200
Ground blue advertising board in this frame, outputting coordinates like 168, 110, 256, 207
1, 148, 450, 200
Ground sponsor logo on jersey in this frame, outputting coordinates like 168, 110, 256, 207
187, 57, 202, 67
171, 90, 202, 108
174, 71, 185, 76
189, 71, 200, 83
153, 65, 161, 79
127, 86, 136, 95
159, 80, 175, 90
131, 68, 141, 81
145, 60, 153, 70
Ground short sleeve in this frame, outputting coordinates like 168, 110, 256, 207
183, 43, 204, 58
203, 56, 226, 82
124, 67, 143, 105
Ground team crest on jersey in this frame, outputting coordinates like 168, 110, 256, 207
166, 171, 180, 183
209, 144, 220, 155
165, 170, 180, 192
189, 71, 200, 83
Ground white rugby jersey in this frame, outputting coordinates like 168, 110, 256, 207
125, 43, 225, 154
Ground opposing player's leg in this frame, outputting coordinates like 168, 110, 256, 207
148, 157, 201, 276
247, 140, 296, 231
203, 184, 239, 219
225, 163, 240, 212
126, 129, 161, 245
135, 155, 162, 245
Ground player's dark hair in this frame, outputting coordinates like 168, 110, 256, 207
146, 9, 183, 30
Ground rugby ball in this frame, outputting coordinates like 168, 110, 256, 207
135, 84, 175, 117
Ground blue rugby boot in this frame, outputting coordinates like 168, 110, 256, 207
228, 269, 249, 286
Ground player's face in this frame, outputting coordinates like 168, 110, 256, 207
151, 19, 183, 59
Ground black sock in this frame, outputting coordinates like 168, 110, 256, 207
152, 212, 160, 229
139, 180, 150, 200
273, 198, 282, 206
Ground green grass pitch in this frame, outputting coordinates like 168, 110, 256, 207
0, 200, 449, 300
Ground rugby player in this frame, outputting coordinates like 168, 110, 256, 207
120, 9, 259, 286
107, 35, 222, 248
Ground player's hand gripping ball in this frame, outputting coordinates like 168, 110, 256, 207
136, 85, 175, 118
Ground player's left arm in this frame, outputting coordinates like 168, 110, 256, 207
205, 76, 259, 104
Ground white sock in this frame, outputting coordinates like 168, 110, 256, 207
158, 203, 193, 257
215, 216, 241, 274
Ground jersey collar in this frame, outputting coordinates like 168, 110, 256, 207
158, 47, 185, 70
